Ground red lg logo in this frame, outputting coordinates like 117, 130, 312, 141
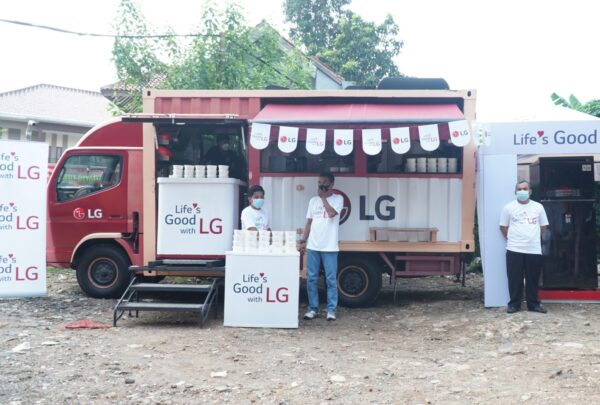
73, 207, 86, 220
280, 136, 287, 143
452, 130, 459, 138
335, 139, 343, 145
392, 137, 400, 144
332, 189, 351, 225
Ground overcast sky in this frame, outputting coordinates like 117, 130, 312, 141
1, 0, 599, 120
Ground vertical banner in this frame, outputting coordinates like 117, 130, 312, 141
277, 126, 299, 153
250, 123, 271, 150
333, 129, 353, 156
361, 129, 382, 155
418, 124, 440, 151
448, 120, 471, 147
0, 141, 48, 298
389, 127, 411, 154
305, 128, 326, 155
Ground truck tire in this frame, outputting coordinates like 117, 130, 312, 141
337, 256, 382, 308
76, 244, 131, 298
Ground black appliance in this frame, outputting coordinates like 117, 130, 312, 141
530, 157, 598, 289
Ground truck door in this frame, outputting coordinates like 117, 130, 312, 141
47, 151, 128, 263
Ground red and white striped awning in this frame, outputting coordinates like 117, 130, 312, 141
250, 103, 472, 155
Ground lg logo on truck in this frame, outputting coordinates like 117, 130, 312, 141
332, 190, 351, 225
73, 208, 103, 220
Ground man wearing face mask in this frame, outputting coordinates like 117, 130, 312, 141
204, 134, 247, 180
298, 172, 344, 321
241, 185, 270, 231
499, 180, 549, 314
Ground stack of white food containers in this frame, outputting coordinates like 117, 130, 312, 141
218, 165, 229, 178
232, 230, 299, 254
206, 165, 217, 178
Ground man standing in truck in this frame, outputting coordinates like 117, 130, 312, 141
499, 180, 549, 314
299, 172, 344, 321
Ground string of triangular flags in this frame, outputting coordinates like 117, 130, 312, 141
250, 120, 472, 156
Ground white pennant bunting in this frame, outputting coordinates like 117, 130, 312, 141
418, 124, 440, 152
361, 129, 382, 155
250, 123, 271, 150
305, 128, 326, 155
333, 129, 353, 156
277, 126, 299, 153
448, 120, 471, 147
389, 127, 411, 154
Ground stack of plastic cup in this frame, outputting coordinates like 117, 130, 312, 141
284, 231, 297, 253
206, 165, 217, 178
258, 230, 271, 253
195, 165, 206, 178
184, 165, 195, 178
427, 158, 437, 173
405, 158, 416, 173
417, 157, 427, 173
232, 229, 245, 253
218, 165, 229, 178
270, 231, 284, 253
245, 230, 258, 252
171, 165, 183, 178
437, 158, 448, 173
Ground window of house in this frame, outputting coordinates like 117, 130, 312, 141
56, 155, 122, 202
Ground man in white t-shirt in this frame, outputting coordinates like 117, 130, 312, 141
499, 180, 549, 314
240, 185, 270, 230
298, 172, 344, 321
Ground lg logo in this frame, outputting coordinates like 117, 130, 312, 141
73, 208, 103, 220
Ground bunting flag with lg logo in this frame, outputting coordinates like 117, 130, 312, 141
448, 120, 472, 147
418, 124, 440, 152
250, 123, 271, 150
333, 129, 353, 156
389, 127, 411, 154
277, 126, 299, 153
305, 128, 326, 155
0, 140, 48, 298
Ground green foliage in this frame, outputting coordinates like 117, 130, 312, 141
111, 0, 312, 112
284, 0, 403, 86
551, 92, 600, 118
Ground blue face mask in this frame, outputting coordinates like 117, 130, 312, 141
252, 198, 264, 209
516, 190, 530, 202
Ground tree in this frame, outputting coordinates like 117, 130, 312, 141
284, 0, 403, 86
551, 93, 600, 118
111, 0, 312, 112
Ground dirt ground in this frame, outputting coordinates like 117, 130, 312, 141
2, 268, 600, 405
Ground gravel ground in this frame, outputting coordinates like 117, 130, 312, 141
2, 268, 600, 404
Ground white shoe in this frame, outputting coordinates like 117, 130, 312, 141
304, 310, 317, 320
326, 312, 336, 321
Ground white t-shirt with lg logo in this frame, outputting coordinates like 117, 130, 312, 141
240, 206, 270, 230
306, 194, 344, 252
499, 200, 549, 254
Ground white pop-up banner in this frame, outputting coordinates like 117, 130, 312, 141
0, 141, 48, 298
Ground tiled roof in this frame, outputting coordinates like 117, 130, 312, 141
0, 84, 113, 125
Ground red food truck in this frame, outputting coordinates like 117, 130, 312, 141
46, 85, 477, 307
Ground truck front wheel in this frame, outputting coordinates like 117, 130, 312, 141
76, 244, 131, 298
337, 256, 382, 308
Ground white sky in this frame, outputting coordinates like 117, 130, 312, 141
1, 0, 599, 120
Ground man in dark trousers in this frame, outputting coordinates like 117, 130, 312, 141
499, 180, 549, 314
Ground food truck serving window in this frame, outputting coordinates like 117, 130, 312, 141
260, 140, 354, 173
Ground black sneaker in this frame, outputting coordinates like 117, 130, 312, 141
528, 305, 547, 314
506, 306, 520, 314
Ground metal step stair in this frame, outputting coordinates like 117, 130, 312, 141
113, 278, 219, 327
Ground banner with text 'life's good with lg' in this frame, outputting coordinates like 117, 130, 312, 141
0, 141, 48, 297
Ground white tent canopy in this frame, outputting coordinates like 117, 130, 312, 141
477, 106, 600, 307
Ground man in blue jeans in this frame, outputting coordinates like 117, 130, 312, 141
299, 172, 344, 321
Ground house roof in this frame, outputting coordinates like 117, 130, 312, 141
0, 84, 113, 126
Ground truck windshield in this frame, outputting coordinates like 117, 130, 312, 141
56, 154, 122, 202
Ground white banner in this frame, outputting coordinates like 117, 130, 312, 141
333, 129, 353, 156
250, 123, 271, 150
277, 126, 299, 153
448, 120, 471, 147
0, 141, 48, 298
389, 127, 411, 154
305, 128, 326, 155
418, 124, 440, 152
361, 129, 382, 155
480, 121, 600, 155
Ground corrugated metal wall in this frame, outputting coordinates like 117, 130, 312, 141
153, 97, 261, 118
261, 176, 463, 242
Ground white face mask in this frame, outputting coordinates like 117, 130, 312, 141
221, 144, 230, 151
516, 190, 530, 201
